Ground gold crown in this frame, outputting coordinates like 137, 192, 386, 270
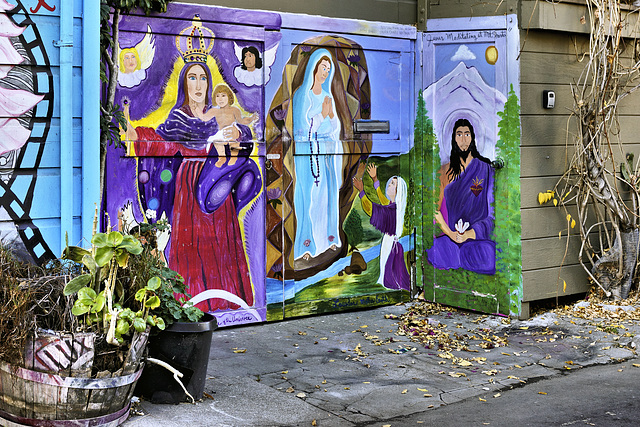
175, 15, 214, 64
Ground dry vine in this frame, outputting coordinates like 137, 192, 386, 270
555, 0, 640, 299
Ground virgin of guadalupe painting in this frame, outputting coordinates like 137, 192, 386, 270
292, 49, 342, 262
264, 36, 373, 281
120, 16, 262, 313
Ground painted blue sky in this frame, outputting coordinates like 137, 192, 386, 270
435, 42, 496, 88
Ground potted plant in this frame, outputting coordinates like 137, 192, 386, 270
0, 219, 165, 426
126, 222, 217, 404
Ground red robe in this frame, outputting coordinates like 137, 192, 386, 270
134, 127, 254, 312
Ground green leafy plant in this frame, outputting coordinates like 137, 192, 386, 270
128, 221, 204, 325
152, 266, 204, 325
63, 230, 166, 345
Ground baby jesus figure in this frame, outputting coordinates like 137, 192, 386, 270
203, 84, 258, 167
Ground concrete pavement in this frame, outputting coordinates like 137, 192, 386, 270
124, 301, 640, 426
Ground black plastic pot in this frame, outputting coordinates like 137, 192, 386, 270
135, 313, 217, 404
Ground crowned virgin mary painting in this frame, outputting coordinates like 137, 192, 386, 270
119, 16, 262, 313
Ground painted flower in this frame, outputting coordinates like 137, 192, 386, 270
328, 235, 335, 242
145, 209, 157, 221
454, 218, 469, 234
0, 11, 44, 155
267, 187, 282, 200
348, 53, 361, 67
303, 239, 311, 247
271, 262, 283, 280
273, 107, 287, 122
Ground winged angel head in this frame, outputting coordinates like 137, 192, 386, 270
118, 24, 155, 88
233, 42, 277, 87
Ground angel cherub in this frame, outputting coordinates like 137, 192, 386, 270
232, 42, 277, 87
118, 24, 155, 88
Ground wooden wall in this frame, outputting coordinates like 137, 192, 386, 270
519, 28, 640, 311
518, 30, 591, 309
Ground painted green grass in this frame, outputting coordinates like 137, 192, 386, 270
294, 256, 386, 303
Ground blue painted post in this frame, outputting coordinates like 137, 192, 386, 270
59, 0, 74, 253
82, 0, 101, 245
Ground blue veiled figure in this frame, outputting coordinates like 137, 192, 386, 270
292, 48, 342, 260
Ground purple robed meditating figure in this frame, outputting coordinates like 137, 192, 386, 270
353, 164, 410, 290
427, 118, 496, 275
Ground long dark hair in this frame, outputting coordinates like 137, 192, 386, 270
241, 46, 262, 70
447, 118, 491, 181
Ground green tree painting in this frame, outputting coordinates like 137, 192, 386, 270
413, 92, 439, 295
494, 85, 523, 315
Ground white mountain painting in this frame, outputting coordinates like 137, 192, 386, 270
423, 61, 506, 165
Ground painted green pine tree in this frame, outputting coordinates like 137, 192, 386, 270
494, 85, 522, 316
413, 92, 439, 293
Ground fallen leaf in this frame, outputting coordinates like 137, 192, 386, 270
493, 393, 501, 398
417, 388, 428, 392
423, 394, 433, 397
286, 387, 295, 393
632, 364, 640, 368
401, 389, 408, 394
538, 392, 547, 395
203, 392, 215, 400
448, 372, 467, 378
479, 397, 486, 402
296, 392, 307, 398
281, 370, 289, 374
233, 349, 247, 353
312, 420, 317, 426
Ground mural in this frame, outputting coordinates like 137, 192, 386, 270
264, 31, 414, 318
108, 5, 416, 325
107, 8, 282, 327
0, 1, 522, 324
0, 0, 55, 264
419, 23, 522, 316
105, 8, 521, 323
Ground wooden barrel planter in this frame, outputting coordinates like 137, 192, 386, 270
0, 329, 148, 426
